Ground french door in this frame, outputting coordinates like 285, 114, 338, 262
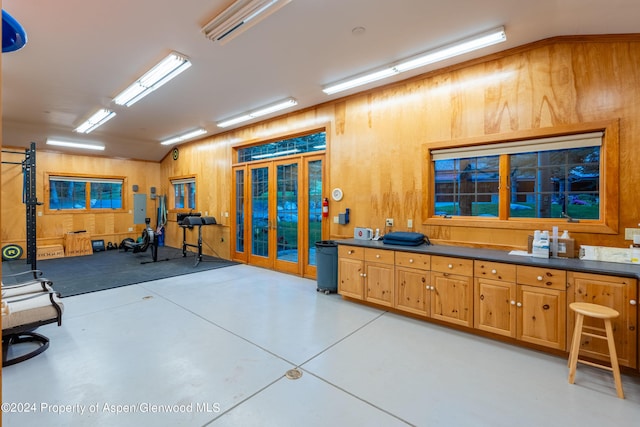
232, 155, 324, 277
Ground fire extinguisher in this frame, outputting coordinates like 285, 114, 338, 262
322, 197, 329, 218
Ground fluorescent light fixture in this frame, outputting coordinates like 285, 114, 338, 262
202, 0, 291, 45
74, 109, 116, 133
323, 27, 506, 95
217, 98, 297, 128
113, 52, 192, 107
160, 128, 208, 145
46, 139, 105, 151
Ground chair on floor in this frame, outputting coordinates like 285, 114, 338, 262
567, 302, 624, 398
2, 271, 64, 367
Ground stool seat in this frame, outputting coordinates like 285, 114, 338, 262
568, 302, 624, 398
569, 302, 619, 319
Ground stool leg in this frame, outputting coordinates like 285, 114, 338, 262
568, 312, 584, 384
604, 319, 624, 399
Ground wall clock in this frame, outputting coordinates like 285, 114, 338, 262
331, 188, 343, 201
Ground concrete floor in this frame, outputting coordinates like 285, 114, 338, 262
3, 264, 640, 426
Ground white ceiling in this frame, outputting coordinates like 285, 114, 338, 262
3, 0, 639, 162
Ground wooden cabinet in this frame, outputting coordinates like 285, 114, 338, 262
395, 253, 431, 316
364, 248, 395, 306
474, 261, 517, 337
516, 266, 567, 350
567, 271, 638, 369
338, 245, 394, 306
338, 245, 365, 300
338, 243, 639, 370
431, 256, 473, 327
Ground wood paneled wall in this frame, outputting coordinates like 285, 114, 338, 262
3, 36, 639, 261
162, 35, 640, 253
1, 149, 160, 249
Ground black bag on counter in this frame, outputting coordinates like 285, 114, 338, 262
382, 231, 430, 246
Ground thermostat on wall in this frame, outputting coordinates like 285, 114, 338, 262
331, 188, 343, 201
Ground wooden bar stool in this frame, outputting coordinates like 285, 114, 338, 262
567, 302, 624, 398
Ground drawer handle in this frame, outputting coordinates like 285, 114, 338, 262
448, 264, 453, 269
409, 259, 414, 263
376, 254, 380, 258
542, 304, 550, 310
516, 302, 522, 307
348, 250, 353, 255
510, 300, 516, 305
631, 300, 637, 305
537, 275, 543, 281
491, 269, 497, 274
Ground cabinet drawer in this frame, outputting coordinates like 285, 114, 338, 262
431, 256, 473, 276
474, 261, 516, 283
395, 252, 430, 269
364, 248, 395, 264
517, 265, 566, 290
339, 245, 364, 260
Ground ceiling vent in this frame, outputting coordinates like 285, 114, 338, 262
202, 0, 291, 45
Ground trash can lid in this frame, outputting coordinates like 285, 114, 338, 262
315, 240, 337, 246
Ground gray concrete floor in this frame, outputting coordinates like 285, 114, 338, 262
3, 264, 640, 426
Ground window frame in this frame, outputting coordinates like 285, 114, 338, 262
423, 120, 619, 235
169, 175, 197, 212
45, 173, 126, 213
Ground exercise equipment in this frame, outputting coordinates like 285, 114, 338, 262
179, 214, 217, 266
121, 218, 158, 262
2, 142, 40, 270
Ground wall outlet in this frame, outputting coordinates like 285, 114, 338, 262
385, 218, 394, 226
128, 227, 133, 232
407, 219, 413, 228
625, 228, 640, 240
333, 216, 339, 224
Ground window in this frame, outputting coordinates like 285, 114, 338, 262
237, 131, 326, 163
171, 177, 196, 210
428, 126, 615, 230
48, 175, 124, 210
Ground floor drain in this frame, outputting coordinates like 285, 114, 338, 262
285, 368, 302, 380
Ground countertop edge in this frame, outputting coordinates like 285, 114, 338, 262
335, 239, 640, 279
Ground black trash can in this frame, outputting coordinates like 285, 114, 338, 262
315, 240, 338, 294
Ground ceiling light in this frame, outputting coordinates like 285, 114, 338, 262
46, 139, 105, 151
323, 26, 506, 95
74, 109, 116, 133
202, 0, 291, 45
160, 128, 208, 145
217, 98, 297, 128
113, 52, 192, 107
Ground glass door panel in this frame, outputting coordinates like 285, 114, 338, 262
276, 162, 299, 263
307, 159, 323, 267
235, 169, 245, 254
249, 166, 272, 267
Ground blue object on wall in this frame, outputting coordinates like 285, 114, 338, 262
2, 10, 27, 53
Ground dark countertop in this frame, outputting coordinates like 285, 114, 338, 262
336, 238, 640, 279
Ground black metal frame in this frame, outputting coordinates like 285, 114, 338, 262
1, 142, 40, 270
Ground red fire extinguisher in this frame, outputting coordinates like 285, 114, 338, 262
322, 197, 329, 218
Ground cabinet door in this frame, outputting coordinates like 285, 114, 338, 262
396, 267, 430, 316
431, 272, 473, 327
517, 285, 566, 350
568, 272, 637, 369
338, 258, 364, 300
475, 277, 516, 338
365, 262, 394, 307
